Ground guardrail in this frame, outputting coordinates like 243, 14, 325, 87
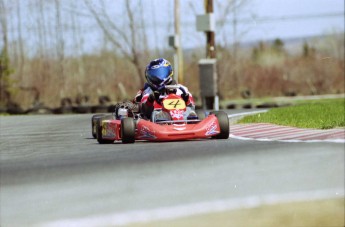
0, 102, 280, 115
0, 104, 116, 115
1, 94, 343, 115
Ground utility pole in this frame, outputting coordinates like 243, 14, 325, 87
232, 0, 238, 89
174, 0, 183, 84
205, 0, 216, 59
232, 0, 237, 60
200, 0, 218, 110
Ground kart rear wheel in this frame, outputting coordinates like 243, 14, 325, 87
196, 109, 206, 121
211, 111, 229, 139
93, 114, 115, 138
96, 118, 114, 144
92, 114, 105, 138
121, 117, 136, 144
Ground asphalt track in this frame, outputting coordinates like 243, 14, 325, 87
0, 111, 344, 226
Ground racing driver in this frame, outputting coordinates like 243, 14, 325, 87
134, 58, 196, 119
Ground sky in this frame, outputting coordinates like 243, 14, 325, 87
177, 0, 344, 48
239, 0, 344, 42
3, 0, 344, 55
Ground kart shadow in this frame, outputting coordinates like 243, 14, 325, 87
121, 138, 213, 145
86, 137, 221, 145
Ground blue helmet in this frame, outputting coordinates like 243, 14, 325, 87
145, 58, 173, 90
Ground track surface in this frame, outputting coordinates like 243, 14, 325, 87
0, 113, 344, 226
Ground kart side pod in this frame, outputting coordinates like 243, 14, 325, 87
135, 111, 229, 142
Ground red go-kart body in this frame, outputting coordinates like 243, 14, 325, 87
99, 113, 222, 142
92, 87, 229, 143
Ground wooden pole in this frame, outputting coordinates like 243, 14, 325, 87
204, 0, 218, 110
174, 0, 183, 83
205, 0, 216, 59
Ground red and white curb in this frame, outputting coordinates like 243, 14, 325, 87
229, 112, 345, 143
230, 123, 344, 143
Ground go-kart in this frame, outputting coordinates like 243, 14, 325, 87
91, 85, 229, 144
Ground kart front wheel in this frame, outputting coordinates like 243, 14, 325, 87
196, 109, 206, 121
121, 117, 136, 144
211, 111, 229, 139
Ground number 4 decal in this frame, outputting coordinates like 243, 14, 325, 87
163, 99, 186, 110
168, 99, 181, 108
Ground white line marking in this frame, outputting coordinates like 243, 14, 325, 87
41, 188, 344, 227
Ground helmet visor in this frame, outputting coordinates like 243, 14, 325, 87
147, 68, 172, 88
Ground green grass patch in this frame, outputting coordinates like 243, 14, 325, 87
130, 198, 344, 227
239, 98, 345, 129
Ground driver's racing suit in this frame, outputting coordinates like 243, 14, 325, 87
133, 82, 196, 119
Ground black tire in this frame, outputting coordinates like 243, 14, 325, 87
211, 111, 229, 139
121, 118, 136, 144
195, 109, 206, 121
91, 114, 105, 138
96, 117, 114, 144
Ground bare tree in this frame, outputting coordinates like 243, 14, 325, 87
0, 0, 12, 105
84, 0, 148, 87
138, 1, 149, 56
37, 0, 44, 58
149, 1, 159, 56
70, 0, 86, 95
214, 0, 251, 97
14, 0, 24, 79
215, 0, 250, 48
54, 0, 66, 97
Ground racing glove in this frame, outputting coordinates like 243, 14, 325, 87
179, 87, 189, 104
147, 93, 154, 103
147, 91, 161, 104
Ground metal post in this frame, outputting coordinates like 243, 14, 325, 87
173, 52, 178, 82
205, 0, 216, 59
174, 0, 183, 84
204, 0, 218, 110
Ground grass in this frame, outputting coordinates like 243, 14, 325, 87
129, 198, 344, 227
238, 98, 345, 129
